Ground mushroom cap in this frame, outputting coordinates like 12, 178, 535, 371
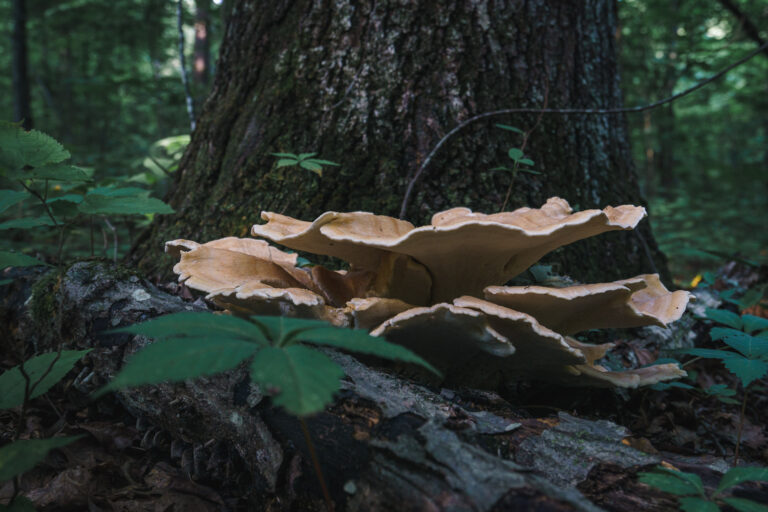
251, 197, 646, 302
166, 236, 298, 269
344, 297, 415, 330
483, 274, 692, 335
566, 363, 686, 389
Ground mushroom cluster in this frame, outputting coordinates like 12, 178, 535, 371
166, 197, 691, 388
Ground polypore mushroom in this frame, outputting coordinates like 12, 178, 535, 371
251, 197, 646, 302
483, 274, 692, 335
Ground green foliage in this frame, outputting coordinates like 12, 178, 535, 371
0, 122, 70, 170
98, 313, 440, 416
0, 436, 83, 483
0, 350, 93, 409
271, 152, 340, 177
489, 125, 540, 175
682, 309, 768, 387
639, 465, 768, 511
0, 251, 49, 269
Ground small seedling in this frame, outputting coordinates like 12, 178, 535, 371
271, 152, 339, 177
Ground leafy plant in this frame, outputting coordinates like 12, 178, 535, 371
638, 465, 768, 512
98, 312, 439, 416
271, 152, 339, 177
491, 124, 543, 212
679, 307, 768, 462
0, 122, 174, 264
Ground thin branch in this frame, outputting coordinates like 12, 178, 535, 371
399, 40, 768, 219
177, 0, 196, 132
103, 217, 118, 263
717, 0, 768, 60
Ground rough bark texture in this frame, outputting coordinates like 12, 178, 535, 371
133, 0, 669, 284
1, 262, 703, 511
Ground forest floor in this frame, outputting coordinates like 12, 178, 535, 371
1, 261, 767, 511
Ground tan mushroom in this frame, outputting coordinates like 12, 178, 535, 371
252, 197, 646, 302
484, 274, 692, 335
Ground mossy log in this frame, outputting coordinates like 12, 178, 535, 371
1, 262, 689, 510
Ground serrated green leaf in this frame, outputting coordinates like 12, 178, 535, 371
77, 194, 174, 215
638, 471, 702, 496
96, 337, 259, 396
250, 345, 344, 416
0, 190, 29, 213
299, 328, 441, 377
722, 497, 768, 512
20, 164, 91, 182
724, 336, 768, 359
307, 159, 340, 166
249, 316, 331, 345
271, 152, 298, 158
716, 467, 768, 494
495, 124, 524, 134
0, 251, 49, 269
297, 152, 317, 160
722, 357, 768, 387
0, 216, 56, 230
742, 315, 768, 334
705, 308, 743, 329
0, 350, 92, 409
112, 312, 269, 345
507, 148, 524, 161
678, 497, 719, 512
0, 436, 82, 482
299, 160, 322, 176
0, 122, 70, 170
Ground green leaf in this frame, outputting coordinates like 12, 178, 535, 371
0, 279, 12, 286
298, 328, 441, 376
299, 160, 323, 175
250, 345, 344, 416
307, 159, 340, 166
276, 159, 298, 168
651, 381, 695, 391
678, 497, 719, 512
0, 436, 82, 482
0, 190, 29, 213
716, 467, 768, 494
46, 194, 83, 204
77, 194, 174, 215
87, 186, 150, 198
19, 164, 91, 182
271, 153, 298, 158
113, 312, 270, 345
96, 337, 259, 396
297, 152, 317, 160
507, 148, 524, 161
518, 158, 535, 166
0, 350, 92, 409
722, 497, 768, 512
249, 316, 331, 345
489, 166, 512, 172
704, 384, 737, 397
638, 467, 704, 496
679, 348, 741, 360
0, 251, 49, 269
705, 308, 743, 329
0, 216, 56, 230
737, 287, 766, 311
742, 315, 768, 334
495, 124, 524, 134
722, 357, 768, 387
0, 122, 70, 170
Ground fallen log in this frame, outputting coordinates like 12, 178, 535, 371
2, 261, 695, 511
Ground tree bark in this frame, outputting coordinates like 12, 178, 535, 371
11, 0, 33, 130
193, 0, 212, 87
133, 0, 669, 285
2, 262, 700, 511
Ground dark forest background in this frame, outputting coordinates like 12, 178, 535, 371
2, 0, 767, 282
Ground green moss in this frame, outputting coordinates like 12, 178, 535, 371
28, 269, 62, 332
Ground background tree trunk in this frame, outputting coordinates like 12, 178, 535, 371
11, 0, 33, 129
133, 0, 670, 284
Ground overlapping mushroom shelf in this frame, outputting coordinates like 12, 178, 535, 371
165, 197, 691, 388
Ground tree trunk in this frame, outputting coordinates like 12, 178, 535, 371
133, 0, 669, 284
11, 0, 33, 130
193, 0, 212, 87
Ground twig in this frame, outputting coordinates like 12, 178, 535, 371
398, 41, 768, 219
103, 217, 118, 263
177, 0, 196, 132
734, 388, 748, 464
299, 417, 334, 512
